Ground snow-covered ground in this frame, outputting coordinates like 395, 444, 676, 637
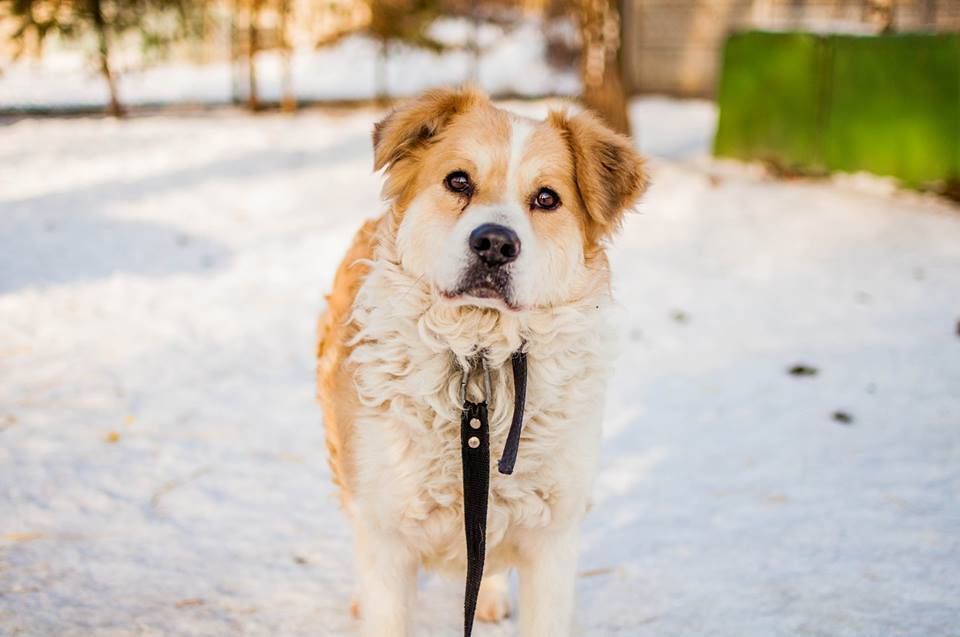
1, 98, 959, 636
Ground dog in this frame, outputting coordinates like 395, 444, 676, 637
317, 86, 647, 636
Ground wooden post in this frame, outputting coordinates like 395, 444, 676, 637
865, 0, 896, 33
924, 0, 938, 29
577, 0, 632, 136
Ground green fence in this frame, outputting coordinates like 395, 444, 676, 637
713, 31, 960, 191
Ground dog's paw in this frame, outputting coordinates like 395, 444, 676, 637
476, 592, 511, 623
476, 574, 511, 623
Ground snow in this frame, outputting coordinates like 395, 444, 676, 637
0, 20, 579, 110
2, 98, 960, 636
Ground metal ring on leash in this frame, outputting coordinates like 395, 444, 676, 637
459, 355, 492, 406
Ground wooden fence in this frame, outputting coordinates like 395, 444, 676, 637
621, 0, 960, 96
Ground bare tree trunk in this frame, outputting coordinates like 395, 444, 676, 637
468, 10, 480, 83
577, 0, 631, 137
230, 0, 242, 104
376, 37, 389, 105
90, 0, 122, 117
279, 0, 297, 112
247, 0, 262, 111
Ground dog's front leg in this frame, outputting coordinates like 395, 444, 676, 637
354, 522, 417, 637
517, 525, 581, 636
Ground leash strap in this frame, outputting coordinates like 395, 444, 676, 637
460, 349, 527, 636
497, 351, 527, 475
460, 399, 489, 637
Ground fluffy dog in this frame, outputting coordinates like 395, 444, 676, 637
317, 86, 647, 636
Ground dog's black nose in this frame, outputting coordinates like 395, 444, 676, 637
469, 224, 521, 267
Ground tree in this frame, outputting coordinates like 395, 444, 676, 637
230, 0, 299, 112
574, 0, 631, 136
439, 0, 521, 84
3, 0, 201, 116
365, 0, 444, 102
246, 0, 263, 110
276, 0, 294, 111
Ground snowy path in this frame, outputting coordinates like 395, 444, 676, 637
2, 100, 959, 636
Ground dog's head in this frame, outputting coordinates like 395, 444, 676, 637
373, 87, 647, 311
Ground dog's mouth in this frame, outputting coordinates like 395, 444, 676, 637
441, 266, 518, 311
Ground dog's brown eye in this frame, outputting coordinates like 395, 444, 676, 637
444, 171, 472, 194
533, 188, 560, 211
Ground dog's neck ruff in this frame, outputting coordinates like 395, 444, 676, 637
459, 348, 527, 636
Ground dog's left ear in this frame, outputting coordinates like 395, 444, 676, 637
550, 109, 648, 239
373, 86, 485, 172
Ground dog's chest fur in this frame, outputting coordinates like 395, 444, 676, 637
346, 252, 612, 574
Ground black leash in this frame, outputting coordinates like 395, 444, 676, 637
460, 398, 489, 637
460, 350, 527, 636
498, 351, 528, 475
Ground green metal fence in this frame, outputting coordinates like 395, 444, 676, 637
714, 31, 960, 191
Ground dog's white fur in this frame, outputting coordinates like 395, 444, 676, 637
349, 227, 611, 634
318, 87, 646, 636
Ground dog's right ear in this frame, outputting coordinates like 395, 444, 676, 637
372, 86, 485, 172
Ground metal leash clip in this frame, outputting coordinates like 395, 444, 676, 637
459, 355, 492, 408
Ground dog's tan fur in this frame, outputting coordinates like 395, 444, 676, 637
316, 215, 379, 501
316, 87, 646, 636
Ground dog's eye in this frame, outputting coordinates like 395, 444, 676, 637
533, 188, 561, 211
444, 171, 472, 195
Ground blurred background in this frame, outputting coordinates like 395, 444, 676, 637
1, 1, 959, 636
2, 1, 958, 192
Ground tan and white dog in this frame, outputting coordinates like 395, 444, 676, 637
317, 86, 647, 636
